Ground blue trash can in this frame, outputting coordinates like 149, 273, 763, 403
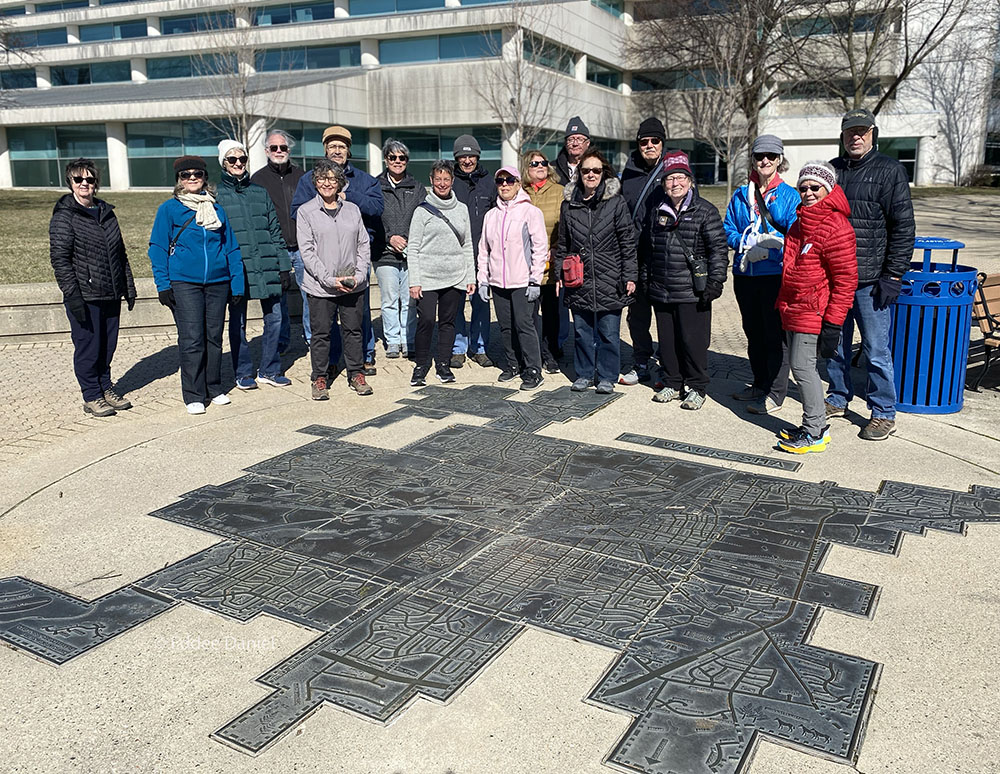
890, 238, 979, 414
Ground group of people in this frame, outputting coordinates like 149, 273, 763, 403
49, 106, 914, 453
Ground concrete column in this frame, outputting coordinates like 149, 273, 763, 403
147, 16, 160, 36
620, 70, 632, 96
574, 53, 587, 83
248, 117, 269, 174
367, 128, 383, 175
334, 0, 350, 18
502, 126, 520, 168
914, 137, 928, 186
24, 3, 35, 13
0, 127, 12, 189
105, 122, 130, 190
88, 0, 98, 6
66, 25, 79, 44
501, 26, 522, 61
36, 65, 51, 89
361, 38, 379, 69
235, 5, 251, 27
445, 0, 461, 7
622, 0, 634, 25
130, 58, 147, 83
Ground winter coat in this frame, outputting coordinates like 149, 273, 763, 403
723, 175, 799, 277
452, 163, 495, 262
371, 171, 426, 267
148, 197, 244, 295
555, 177, 638, 313
777, 185, 858, 334
216, 172, 290, 300
830, 150, 915, 284
525, 178, 564, 284
49, 194, 136, 305
621, 150, 665, 221
646, 189, 728, 305
250, 160, 306, 251
295, 195, 370, 299
477, 188, 548, 290
290, 163, 385, 242
407, 191, 475, 292
552, 147, 578, 186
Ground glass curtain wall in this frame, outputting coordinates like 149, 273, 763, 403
7, 125, 109, 186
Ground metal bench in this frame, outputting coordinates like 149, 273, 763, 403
970, 272, 1000, 390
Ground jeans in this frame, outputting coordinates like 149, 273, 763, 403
229, 295, 283, 380
172, 281, 228, 404
734, 275, 789, 404
826, 283, 896, 419
375, 263, 415, 349
788, 332, 824, 437
572, 309, 622, 385
493, 286, 541, 373
653, 301, 712, 394
308, 292, 364, 380
67, 299, 121, 401
453, 292, 491, 355
416, 287, 464, 371
279, 249, 307, 347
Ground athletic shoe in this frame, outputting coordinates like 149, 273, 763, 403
386, 344, 401, 359
362, 361, 377, 376
542, 356, 560, 374
83, 397, 116, 417
520, 369, 544, 390
211, 394, 231, 405
859, 417, 896, 441
236, 376, 258, 390
257, 373, 291, 387
349, 373, 373, 396
470, 352, 493, 367
498, 368, 519, 383
825, 400, 847, 419
450, 354, 466, 369
410, 366, 428, 387
595, 381, 615, 395
311, 377, 329, 400
652, 386, 681, 403
571, 378, 593, 392
186, 402, 206, 415
778, 428, 830, 454
619, 369, 639, 386
747, 396, 780, 415
436, 367, 456, 384
778, 424, 830, 442
732, 386, 765, 401
102, 388, 131, 410
680, 390, 706, 410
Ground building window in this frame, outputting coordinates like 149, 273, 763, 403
255, 43, 361, 71
161, 12, 235, 35
789, 12, 896, 37
590, 0, 623, 17
586, 58, 621, 90
253, 1, 335, 26
0, 6, 27, 16
379, 30, 502, 65
631, 69, 718, 91
461, 0, 510, 5
523, 35, 575, 75
146, 54, 238, 79
985, 132, 1000, 167
380, 126, 500, 181
349, 0, 444, 16
270, 121, 370, 172
99, 0, 138, 4
34, 0, 89, 12
51, 60, 131, 85
879, 137, 917, 182
778, 78, 880, 100
10, 28, 68, 48
1, 68, 36, 89
79, 19, 147, 42
7, 124, 109, 187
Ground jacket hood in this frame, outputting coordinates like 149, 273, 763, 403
565, 175, 621, 203
497, 187, 532, 209
52, 193, 110, 215
797, 185, 850, 230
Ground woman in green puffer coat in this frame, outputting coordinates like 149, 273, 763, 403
216, 140, 292, 389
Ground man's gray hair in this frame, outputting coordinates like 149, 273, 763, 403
263, 128, 296, 150
313, 158, 347, 190
382, 137, 409, 158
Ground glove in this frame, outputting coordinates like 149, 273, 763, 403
875, 276, 901, 310
478, 284, 490, 304
157, 288, 176, 311
525, 283, 541, 303
67, 296, 87, 325
745, 244, 770, 263
126, 295, 136, 312
229, 294, 245, 309
701, 278, 723, 303
756, 234, 784, 251
818, 321, 841, 359
280, 271, 292, 292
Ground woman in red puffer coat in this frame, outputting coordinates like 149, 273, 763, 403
776, 161, 858, 454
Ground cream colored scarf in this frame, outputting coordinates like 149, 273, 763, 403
176, 191, 223, 231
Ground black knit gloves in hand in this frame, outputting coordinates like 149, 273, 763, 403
875, 276, 902, 310
126, 295, 136, 312
280, 271, 292, 292
157, 289, 176, 311
818, 321, 841, 359
67, 297, 87, 325
229, 294, 244, 309
700, 279, 723, 303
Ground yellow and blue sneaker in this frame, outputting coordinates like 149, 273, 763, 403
777, 425, 830, 454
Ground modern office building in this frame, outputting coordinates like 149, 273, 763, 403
0, 0, 994, 188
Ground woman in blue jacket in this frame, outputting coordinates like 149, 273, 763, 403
723, 135, 799, 416
148, 156, 244, 415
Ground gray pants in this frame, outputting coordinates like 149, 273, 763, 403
789, 331, 824, 437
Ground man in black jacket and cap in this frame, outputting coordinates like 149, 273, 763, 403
553, 116, 591, 186
825, 107, 915, 441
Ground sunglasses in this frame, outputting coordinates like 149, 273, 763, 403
580, 167, 603, 176
385, 154, 408, 162
754, 152, 779, 162
72, 175, 96, 185
267, 144, 289, 153
639, 138, 662, 147
179, 170, 206, 180
225, 156, 248, 166
799, 184, 824, 193
495, 176, 518, 186
528, 160, 549, 167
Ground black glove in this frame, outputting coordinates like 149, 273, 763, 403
157, 288, 176, 311
280, 271, 292, 292
700, 278, 724, 303
126, 295, 136, 312
229, 294, 245, 309
67, 296, 87, 325
875, 276, 901, 310
818, 321, 841, 359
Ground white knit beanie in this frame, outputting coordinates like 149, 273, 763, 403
797, 160, 837, 193
217, 139, 246, 167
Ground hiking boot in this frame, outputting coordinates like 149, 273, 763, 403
498, 367, 519, 383
185, 402, 206, 415
681, 390, 707, 410
470, 352, 493, 367
619, 369, 639, 386
859, 417, 896, 441
778, 427, 830, 454
520, 369, 544, 390
102, 388, 132, 410
210, 394, 231, 405
362, 360, 377, 376
652, 386, 681, 403
571, 378, 593, 392
386, 344, 401, 359
257, 373, 291, 387
410, 366, 428, 387
595, 381, 615, 395
236, 376, 258, 390
825, 400, 847, 419
83, 397, 116, 417
450, 354, 466, 369
311, 376, 329, 400
732, 386, 765, 401
349, 373, 373, 396
436, 366, 456, 384
747, 396, 780, 415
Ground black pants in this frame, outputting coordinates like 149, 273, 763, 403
734, 275, 789, 404
308, 292, 364, 380
654, 300, 712, 393
172, 281, 228, 404
625, 285, 654, 368
66, 299, 121, 402
493, 286, 541, 373
537, 283, 561, 359
415, 287, 464, 370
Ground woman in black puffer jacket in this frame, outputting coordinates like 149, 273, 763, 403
645, 150, 728, 410
555, 149, 637, 394
49, 158, 137, 418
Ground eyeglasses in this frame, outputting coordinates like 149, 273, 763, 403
799, 184, 823, 193
316, 177, 338, 188
580, 167, 603, 176
225, 156, 248, 166
72, 175, 96, 185
753, 153, 779, 162
566, 136, 588, 145
528, 160, 549, 168
385, 154, 408, 162
179, 170, 206, 180
267, 144, 289, 153
639, 138, 662, 147
495, 176, 518, 186
665, 174, 689, 184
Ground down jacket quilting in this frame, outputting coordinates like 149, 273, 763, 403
371, 171, 426, 266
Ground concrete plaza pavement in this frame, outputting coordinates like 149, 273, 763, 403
1, 193, 999, 774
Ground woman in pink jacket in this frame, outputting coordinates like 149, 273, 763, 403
477, 165, 549, 390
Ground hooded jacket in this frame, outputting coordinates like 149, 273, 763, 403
290, 162, 385, 243
148, 197, 244, 296
830, 149, 915, 284
250, 159, 306, 251
49, 194, 136, 304
524, 177, 564, 284
477, 187, 548, 289
371, 171, 426, 267
777, 185, 858, 334
216, 172, 290, 300
407, 191, 475, 292
723, 174, 799, 277
555, 177, 638, 313
452, 162, 495, 262
552, 147, 579, 187
295, 195, 370, 299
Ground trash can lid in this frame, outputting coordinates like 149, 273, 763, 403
914, 237, 965, 250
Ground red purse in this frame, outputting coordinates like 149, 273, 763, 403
562, 254, 584, 288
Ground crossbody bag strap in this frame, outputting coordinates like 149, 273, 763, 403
419, 202, 465, 247
169, 214, 197, 255
753, 185, 786, 236
631, 159, 665, 224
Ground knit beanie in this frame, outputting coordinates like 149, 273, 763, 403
751, 134, 783, 156
173, 155, 207, 176
797, 160, 837, 193
217, 139, 246, 167
636, 117, 666, 142
565, 116, 590, 140
453, 134, 481, 157
662, 150, 693, 178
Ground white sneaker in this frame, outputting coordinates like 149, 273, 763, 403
186, 402, 206, 415
618, 369, 639, 386
210, 394, 231, 406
